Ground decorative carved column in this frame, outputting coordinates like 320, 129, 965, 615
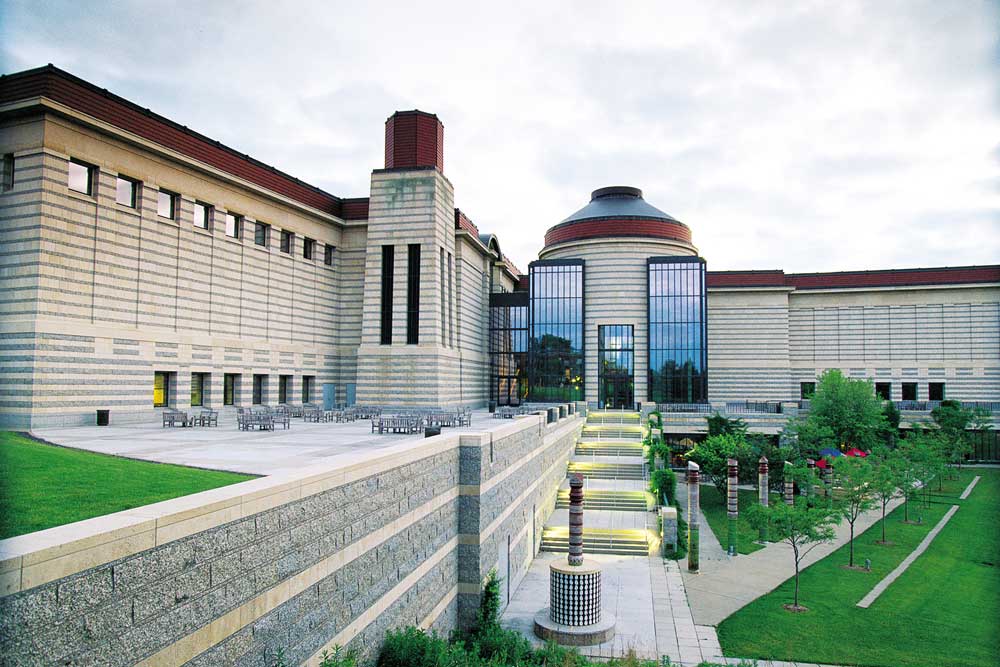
726, 458, 738, 556
687, 461, 700, 573
784, 461, 795, 506
758, 456, 769, 542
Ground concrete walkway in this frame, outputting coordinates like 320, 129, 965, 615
675, 482, 729, 562
31, 410, 499, 475
681, 494, 907, 626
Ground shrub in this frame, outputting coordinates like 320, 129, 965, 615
650, 468, 676, 504
319, 646, 357, 667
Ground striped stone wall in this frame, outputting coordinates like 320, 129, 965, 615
0, 116, 351, 428
0, 411, 582, 667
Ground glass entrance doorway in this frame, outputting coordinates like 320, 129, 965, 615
598, 325, 634, 409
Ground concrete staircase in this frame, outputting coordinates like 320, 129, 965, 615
539, 409, 653, 557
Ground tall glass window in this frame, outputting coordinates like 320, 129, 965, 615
528, 260, 584, 402
190, 372, 206, 407
380, 245, 395, 344
406, 244, 421, 344
489, 292, 528, 406
598, 325, 634, 409
153, 371, 170, 407
648, 257, 707, 404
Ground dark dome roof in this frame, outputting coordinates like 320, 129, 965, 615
560, 186, 679, 224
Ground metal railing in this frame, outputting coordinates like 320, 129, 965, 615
725, 400, 783, 414
657, 402, 713, 414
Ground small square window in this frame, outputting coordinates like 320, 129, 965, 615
116, 176, 138, 208
225, 213, 242, 239
303, 238, 315, 260
875, 382, 891, 401
68, 159, 94, 195
800, 382, 815, 399
280, 230, 293, 253
902, 382, 917, 401
193, 201, 211, 230
157, 189, 177, 219
255, 221, 270, 247
324, 244, 335, 266
1, 154, 14, 191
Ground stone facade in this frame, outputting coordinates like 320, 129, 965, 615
0, 410, 583, 666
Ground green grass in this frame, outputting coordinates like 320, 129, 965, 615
700, 486, 781, 554
718, 468, 1000, 667
0, 431, 255, 539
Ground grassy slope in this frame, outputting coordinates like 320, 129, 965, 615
700, 486, 780, 555
718, 469, 1000, 667
0, 431, 255, 539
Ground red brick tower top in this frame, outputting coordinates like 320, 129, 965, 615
384, 110, 444, 172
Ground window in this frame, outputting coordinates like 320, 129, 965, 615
440, 248, 447, 344
116, 175, 138, 207
407, 244, 421, 344
929, 382, 945, 401
191, 372, 207, 407
225, 213, 242, 239
254, 221, 270, 247
224, 373, 238, 406
902, 382, 918, 401
875, 382, 891, 401
193, 201, 211, 230
380, 245, 395, 344
598, 325, 635, 409
800, 382, 816, 399
488, 292, 528, 406
157, 189, 177, 219
280, 230, 293, 253
68, 159, 94, 195
1, 153, 13, 191
303, 237, 315, 260
648, 257, 708, 404
302, 375, 314, 403
278, 375, 291, 404
324, 244, 335, 266
153, 371, 170, 407
252, 374, 266, 404
527, 260, 584, 402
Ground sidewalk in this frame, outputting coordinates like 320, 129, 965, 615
680, 491, 906, 626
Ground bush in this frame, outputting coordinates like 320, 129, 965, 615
651, 468, 676, 504
319, 646, 357, 667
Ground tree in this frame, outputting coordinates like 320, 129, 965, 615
795, 370, 888, 454
930, 400, 975, 475
901, 430, 946, 510
746, 488, 837, 611
686, 433, 753, 498
869, 449, 902, 544
707, 412, 748, 437
833, 456, 876, 566
880, 401, 901, 448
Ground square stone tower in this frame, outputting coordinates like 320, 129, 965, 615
355, 111, 462, 406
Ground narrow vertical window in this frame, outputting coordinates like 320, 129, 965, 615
224, 373, 237, 405
157, 189, 178, 219
153, 372, 169, 407
380, 245, 394, 345
252, 374, 266, 404
324, 244, 335, 266
225, 213, 242, 238
303, 238, 315, 260
407, 244, 421, 344
447, 252, 455, 347
280, 230, 293, 253
279, 375, 291, 403
116, 176, 138, 207
302, 375, 314, 403
193, 202, 211, 230
68, 159, 94, 195
191, 373, 206, 407
254, 221, 270, 247
1, 154, 14, 191
440, 248, 447, 345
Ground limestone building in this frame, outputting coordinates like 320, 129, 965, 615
1, 65, 998, 429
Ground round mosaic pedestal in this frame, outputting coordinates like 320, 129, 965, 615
533, 562, 616, 646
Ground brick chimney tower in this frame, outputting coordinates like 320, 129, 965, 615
384, 110, 444, 172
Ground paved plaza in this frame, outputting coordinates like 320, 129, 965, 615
31, 410, 499, 475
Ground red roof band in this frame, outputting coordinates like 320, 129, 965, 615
707, 266, 1000, 290
544, 218, 693, 247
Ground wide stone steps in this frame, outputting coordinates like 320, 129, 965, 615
539, 527, 650, 556
567, 461, 645, 480
575, 441, 645, 457
581, 425, 644, 441
555, 489, 651, 512
585, 411, 642, 426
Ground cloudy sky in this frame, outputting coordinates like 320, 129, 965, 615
3, 1, 998, 272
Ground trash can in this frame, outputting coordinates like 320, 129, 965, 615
96, 409, 110, 426
424, 426, 441, 438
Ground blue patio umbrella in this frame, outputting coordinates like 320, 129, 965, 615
819, 448, 843, 458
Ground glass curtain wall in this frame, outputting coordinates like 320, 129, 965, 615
598, 325, 634, 409
488, 291, 528, 406
528, 260, 584, 402
648, 257, 707, 404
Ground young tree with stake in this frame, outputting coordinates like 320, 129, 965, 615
833, 455, 876, 566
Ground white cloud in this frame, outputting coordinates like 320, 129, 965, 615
3, 0, 997, 272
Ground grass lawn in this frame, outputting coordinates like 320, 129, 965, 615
0, 431, 255, 539
718, 468, 1000, 667
700, 486, 781, 555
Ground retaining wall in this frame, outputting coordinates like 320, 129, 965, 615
0, 409, 582, 666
